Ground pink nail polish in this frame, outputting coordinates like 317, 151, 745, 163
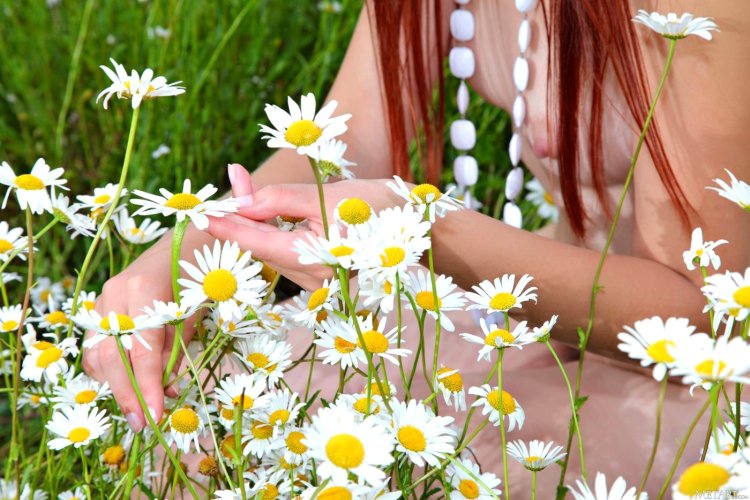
126, 412, 144, 432
227, 164, 238, 185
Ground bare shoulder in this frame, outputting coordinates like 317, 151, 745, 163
631, 0, 750, 284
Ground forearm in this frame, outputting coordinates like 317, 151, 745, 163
431, 209, 709, 358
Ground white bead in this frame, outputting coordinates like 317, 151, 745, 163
512, 95, 526, 128
515, 0, 538, 13
457, 81, 469, 115
505, 167, 524, 199
518, 19, 531, 52
450, 120, 476, 151
503, 202, 523, 228
513, 57, 529, 91
454, 155, 478, 186
449, 47, 475, 79
450, 10, 475, 42
509, 133, 522, 166
455, 0, 471, 4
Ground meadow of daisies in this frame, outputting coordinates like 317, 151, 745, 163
1, 3, 750, 500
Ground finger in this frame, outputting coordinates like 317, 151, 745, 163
228, 163, 256, 198
162, 316, 197, 398
233, 184, 324, 221
99, 341, 146, 432
128, 316, 166, 424
206, 215, 304, 266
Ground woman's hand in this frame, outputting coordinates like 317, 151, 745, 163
206, 164, 401, 290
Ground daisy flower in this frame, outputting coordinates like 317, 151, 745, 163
304, 405, 395, 486
465, 274, 538, 314
203, 305, 259, 337
703, 421, 746, 462
97, 58, 185, 109
435, 366, 467, 411
0, 304, 26, 333
525, 177, 559, 222
46, 405, 110, 450
299, 480, 373, 500
708, 169, 750, 213
214, 373, 269, 420
617, 316, 696, 381
352, 315, 410, 365
167, 406, 205, 453
113, 210, 168, 244
214, 484, 260, 500
632, 10, 719, 40
390, 400, 456, 467
315, 316, 367, 369
0, 158, 67, 214
18, 388, 51, 409
0, 480, 47, 500
62, 291, 97, 315
294, 224, 360, 269
276, 214, 307, 231
447, 458, 503, 500
1, 272, 21, 285
241, 419, 284, 458
469, 384, 525, 430
288, 278, 340, 328
76, 182, 127, 215
74, 309, 161, 351
260, 389, 304, 428
683, 227, 727, 271
532, 314, 558, 343
0, 221, 27, 262
245, 469, 292, 500
311, 138, 357, 180
51, 373, 111, 408
702, 268, 750, 322
260, 93, 351, 156
50, 195, 96, 238
30, 277, 65, 311
568, 472, 645, 500
131, 179, 238, 230
673, 459, 750, 499
335, 197, 375, 229
404, 269, 465, 332
141, 299, 199, 326
742, 401, 750, 431
387, 176, 462, 222
36, 306, 72, 330
282, 426, 312, 467
670, 333, 750, 391
461, 318, 533, 362
178, 240, 266, 321
20, 337, 78, 383
359, 275, 398, 314
507, 439, 566, 471
333, 393, 388, 421
235, 335, 292, 387
58, 487, 86, 500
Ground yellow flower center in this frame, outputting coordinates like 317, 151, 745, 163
45, 311, 68, 326
410, 183, 442, 204
198, 456, 218, 477
330, 245, 354, 257
14, 174, 45, 190
102, 444, 126, 466
543, 192, 554, 205
170, 408, 200, 434
437, 367, 463, 392
202, 269, 238, 302
75, 390, 98, 405
489, 292, 516, 311
40, 290, 51, 302
221, 407, 235, 420
485, 329, 514, 347
316, 310, 328, 323
0, 239, 13, 253
353, 396, 380, 414
318, 487, 352, 500
646, 339, 676, 363
130, 227, 144, 237
220, 435, 238, 460
486, 389, 516, 415
380, 246, 406, 267
384, 281, 393, 294
164, 192, 202, 210
397, 425, 427, 452
30, 394, 41, 404
733, 286, 750, 308
33, 340, 54, 350
279, 215, 306, 224
337, 198, 371, 225
677, 462, 731, 495
261, 484, 279, 500
260, 262, 278, 282
695, 359, 727, 378
284, 119, 322, 147
415, 291, 442, 311
458, 479, 480, 499
94, 194, 111, 205
307, 287, 329, 310
100, 313, 136, 331
286, 431, 308, 454
246, 352, 270, 369
232, 394, 255, 410
334, 336, 357, 354
36, 347, 63, 368
1, 320, 18, 332
68, 427, 91, 443
251, 421, 273, 440
325, 433, 365, 469
358, 330, 389, 354
526, 455, 542, 463
269, 409, 291, 426
82, 300, 95, 311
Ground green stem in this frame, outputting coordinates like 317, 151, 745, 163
700, 266, 716, 338
637, 375, 668, 496
309, 158, 329, 238
395, 272, 409, 397
162, 219, 190, 384
532, 470, 537, 500
80, 448, 92, 500
427, 227, 442, 412
560, 38, 678, 491
304, 344, 318, 401
657, 398, 710, 499
497, 350, 510, 500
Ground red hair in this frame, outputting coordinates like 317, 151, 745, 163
368, 0, 690, 238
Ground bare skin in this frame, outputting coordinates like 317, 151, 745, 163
83, 0, 750, 431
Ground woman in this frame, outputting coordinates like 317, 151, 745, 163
83, 0, 750, 494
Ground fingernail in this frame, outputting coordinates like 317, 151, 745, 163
126, 412, 144, 433
235, 194, 253, 208
147, 406, 158, 422
227, 164, 238, 185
